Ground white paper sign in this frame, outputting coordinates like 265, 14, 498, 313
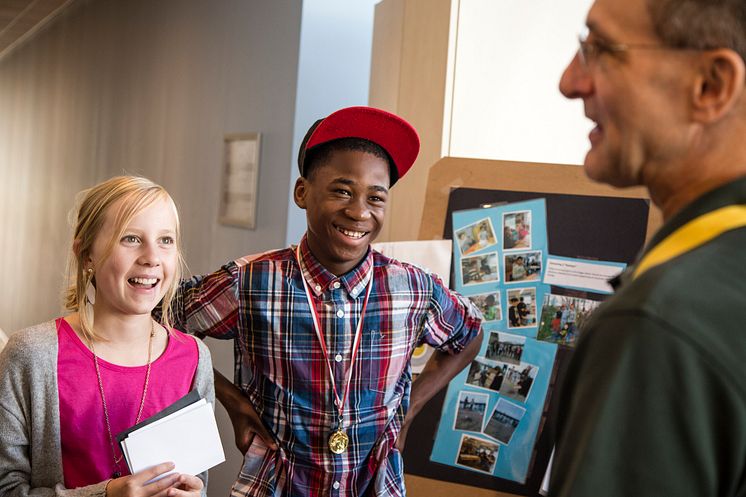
372, 239, 452, 287
544, 256, 626, 294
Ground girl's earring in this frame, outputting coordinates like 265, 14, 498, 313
85, 268, 96, 305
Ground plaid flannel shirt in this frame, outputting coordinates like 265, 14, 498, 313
173, 237, 482, 497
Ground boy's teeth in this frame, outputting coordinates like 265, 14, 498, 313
131, 277, 157, 285
338, 227, 365, 239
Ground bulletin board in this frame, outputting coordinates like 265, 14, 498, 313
404, 157, 662, 497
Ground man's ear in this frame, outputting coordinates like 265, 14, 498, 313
294, 177, 308, 209
691, 48, 746, 123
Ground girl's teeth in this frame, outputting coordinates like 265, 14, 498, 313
131, 277, 157, 285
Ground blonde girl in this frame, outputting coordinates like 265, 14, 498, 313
0, 176, 214, 497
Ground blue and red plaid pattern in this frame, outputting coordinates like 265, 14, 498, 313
172, 237, 482, 497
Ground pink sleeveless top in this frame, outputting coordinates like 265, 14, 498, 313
56, 318, 198, 488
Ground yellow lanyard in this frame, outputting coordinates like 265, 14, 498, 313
633, 205, 746, 279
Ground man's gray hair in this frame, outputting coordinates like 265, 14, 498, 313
648, 0, 746, 62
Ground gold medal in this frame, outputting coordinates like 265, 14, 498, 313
329, 428, 349, 454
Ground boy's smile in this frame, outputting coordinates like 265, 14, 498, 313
294, 149, 390, 276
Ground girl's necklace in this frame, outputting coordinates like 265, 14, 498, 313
88, 320, 155, 478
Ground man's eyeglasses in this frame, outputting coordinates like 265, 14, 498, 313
577, 29, 682, 67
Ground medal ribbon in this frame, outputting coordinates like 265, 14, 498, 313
634, 205, 746, 279
295, 245, 373, 425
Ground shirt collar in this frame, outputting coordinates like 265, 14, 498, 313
615, 174, 746, 292
640, 175, 746, 257
297, 235, 374, 298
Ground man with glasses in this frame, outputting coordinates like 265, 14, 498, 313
550, 0, 746, 496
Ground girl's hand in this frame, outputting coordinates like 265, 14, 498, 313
106, 462, 179, 497
166, 474, 204, 497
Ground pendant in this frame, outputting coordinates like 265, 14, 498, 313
328, 428, 349, 454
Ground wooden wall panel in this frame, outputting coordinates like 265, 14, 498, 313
369, 0, 455, 242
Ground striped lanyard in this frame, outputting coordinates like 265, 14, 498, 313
634, 205, 746, 279
295, 245, 373, 425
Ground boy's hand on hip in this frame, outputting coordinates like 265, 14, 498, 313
396, 417, 412, 452
227, 394, 277, 453
213, 368, 277, 453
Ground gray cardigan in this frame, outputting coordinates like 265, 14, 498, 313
0, 320, 215, 497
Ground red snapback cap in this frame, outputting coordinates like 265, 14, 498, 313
297, 106, 420, 186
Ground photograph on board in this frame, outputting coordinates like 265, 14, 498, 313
504, 251, 542, 284
468, 291, 502, 322
507, 288, 537, 329
483, 398, 527, 445
455, 434, 500, 475
503, 210, 531, 250
537, 292, 603, 346
461, 252, 500, 286
455, 218, 498, 256
485, 331, 525, 365
453, 390, 490, 432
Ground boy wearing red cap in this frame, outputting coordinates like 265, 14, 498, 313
173, 107, 483, 497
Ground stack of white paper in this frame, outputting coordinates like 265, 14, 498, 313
120, 398, 225, 477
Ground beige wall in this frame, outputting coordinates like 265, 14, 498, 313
0, 1, 303, 495
0, 0, 303, 332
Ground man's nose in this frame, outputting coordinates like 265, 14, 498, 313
559, 52, 594, 99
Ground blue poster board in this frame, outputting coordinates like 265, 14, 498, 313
431, 199, 558, 483
402, 180, 652, 496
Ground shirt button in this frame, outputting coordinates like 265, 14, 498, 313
334, 353, 343, 362
314, 284, 321, 292
336, 309, 344, 318
332, 281, 341, 289
333, 481, 340, 490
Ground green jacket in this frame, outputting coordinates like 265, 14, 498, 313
551, 177, 746, 497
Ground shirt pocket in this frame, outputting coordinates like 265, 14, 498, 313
365, 326, 411, 398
